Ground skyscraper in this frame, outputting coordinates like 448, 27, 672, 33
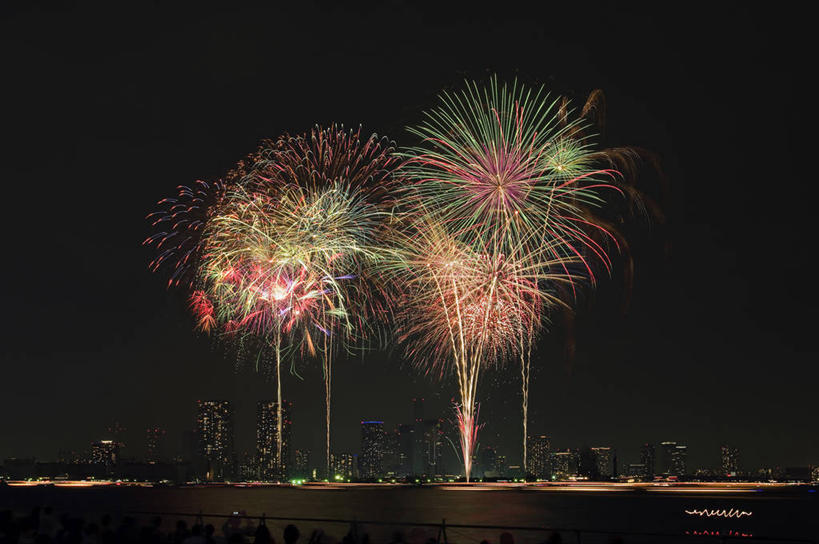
721, 445, 740, 477
360, 420, 385, 479
417, 418, 444, 476
590, 447, 615, 479
196, 400, 235, 481
527, 435, 551, 479
550, 450, 576, 480
640, 443, 656, 480
494, 455, 507, 477
256, 400, 292, 481
330, 452, 355, 480
397, 423, 415, 476
659, 441, 677, 475
293, 449, 311, 479
478, 445, 497, 479
671, 444, 688, 478
383, 427, 401, 477
90, 440, 118, 471
145, 426, 166, 463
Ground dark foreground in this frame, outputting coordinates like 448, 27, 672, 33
1, 484, 816, 544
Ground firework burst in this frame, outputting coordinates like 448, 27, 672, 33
388, 211, 575, 480
196, 125, 400, 478
400, 77, 629, 476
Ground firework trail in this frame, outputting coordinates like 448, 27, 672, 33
400, 77, 628, 476
388, 212, 574, 480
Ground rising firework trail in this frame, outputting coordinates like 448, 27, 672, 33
388, 212, 573, 480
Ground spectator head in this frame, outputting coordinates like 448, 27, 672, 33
254, 524, 272, 544
283, 524, 300, 544
500, 532, 514, 544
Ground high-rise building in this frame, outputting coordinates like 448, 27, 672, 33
640, 443, 656, 480
721, 445, 740, 477
293, 449, 311, 479
550, 450, 576, 480
527, 435, 551, 479
478, 446, 497, 478
659, 441, 677, 475
494, 455, 507, 477
627, 463, 647, 478
196, 400, 235, 481
417, 418, 444, 476
670, 444, 687, 478
397, 423, 415, 476
90, 440, 118, 470
330, 452, 355, 480
145, 426, 167, 463
360, 421, 385, 479
383, 428, 401, 477
413, 398, 424, 423
256, 400, 292, 481
590, 447, 615, 479
238, 451, 257, 481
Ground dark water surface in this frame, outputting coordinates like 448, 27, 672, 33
2, 485, 816, 543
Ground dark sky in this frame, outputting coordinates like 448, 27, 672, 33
1, 2, 815, 473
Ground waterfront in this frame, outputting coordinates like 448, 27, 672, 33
2, 483, 816, 543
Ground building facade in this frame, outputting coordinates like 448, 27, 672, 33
640, 443, 655, 480
145, 427, 166, 463
360, 421, 385, 479
721, 445, 740, 477
196, 400, 235, 481
256, 400, 292, 481
591, 447, 615, 479
527, 435, 551, 479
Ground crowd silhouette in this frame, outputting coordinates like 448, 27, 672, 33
0, 507, 627, 544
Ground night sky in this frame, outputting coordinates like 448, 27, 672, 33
1, 2, 815, 472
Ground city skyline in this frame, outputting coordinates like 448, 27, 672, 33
4, 396, 808, 483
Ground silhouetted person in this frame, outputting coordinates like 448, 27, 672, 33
221, 515, 241, 543
18, 516, 37, 544
83, 523, 99, 544
545, 533, 562, 544
98, 516, 114, 544
227, 533, 245, 544
307, 529, 323, 544
253, 524, 273, 544
183, 524, 205, 544
283, 525, 299, 544
173, 521, 189, 544
204, 525, 216, 544
39, 508, 58, 540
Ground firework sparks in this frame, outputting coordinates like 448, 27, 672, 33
400, 77, 626, 476
389, 212, 574, 480
196, 125, 400, 479
144, 180, 226, 288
